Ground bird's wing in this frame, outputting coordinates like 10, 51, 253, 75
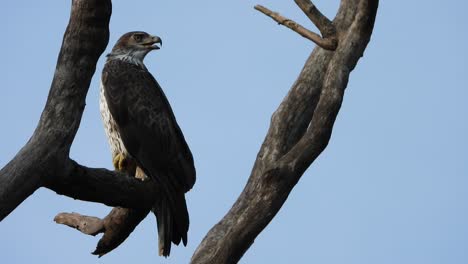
102, 60, 196, 193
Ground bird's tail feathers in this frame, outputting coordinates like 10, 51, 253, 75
153, 192, 189, 257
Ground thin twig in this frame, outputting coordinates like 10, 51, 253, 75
254, 5, 337, 50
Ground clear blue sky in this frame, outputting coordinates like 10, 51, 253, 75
1, 1, 467, 263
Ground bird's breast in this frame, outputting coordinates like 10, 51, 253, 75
99, 81, 128, 158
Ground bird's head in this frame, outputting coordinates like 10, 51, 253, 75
108, 31, 162, 64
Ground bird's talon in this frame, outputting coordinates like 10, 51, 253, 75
112, 153, 127, 171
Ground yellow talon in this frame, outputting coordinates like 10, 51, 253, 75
112, 153, 138, 176
112, 153, 127, 172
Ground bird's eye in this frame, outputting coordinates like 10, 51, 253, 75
133, 34, 143, 42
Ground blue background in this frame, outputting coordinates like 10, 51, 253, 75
1, 1, 467, 263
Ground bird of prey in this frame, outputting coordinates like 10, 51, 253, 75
99, 31, 196, 256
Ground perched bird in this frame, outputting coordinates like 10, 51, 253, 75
99, 31, 196, 256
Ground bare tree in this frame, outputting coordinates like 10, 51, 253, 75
0, 0, 378, 263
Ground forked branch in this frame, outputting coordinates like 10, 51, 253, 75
295, 0, 336, 38
254, 3, 337, 50
191, 1, 378, 263
55, 208, 150, 257
0, 0, 379, 263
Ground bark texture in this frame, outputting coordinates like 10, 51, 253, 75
0, 0, 378, 263
55, 207, 150, 256
191, 0, 379, 263
0, 0, 159, 219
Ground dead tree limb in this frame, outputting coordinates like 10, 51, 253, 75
294, 0, 336, 38
0, 0, 159, 255
0, 0, 379, 262
255, 5, 337, 50
55, 208, 150, 256
0, 0, 160, 219
191, 0, 379, 263
52, 163, 152, 256
54, 212, 105, 236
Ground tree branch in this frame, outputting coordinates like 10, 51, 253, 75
54, 207, 150, 257
44, 160, 158, 209
1, 0, 379, 262
294, 0, 336, 38
0, 0, 113, 220
92, 208, 150, 257
190, 1, 379, 263
0, 0, 161, 255
281, 0, 380, 173
53, 162, 152, 257
254, 5, 337, 50
55, 212, 105, 236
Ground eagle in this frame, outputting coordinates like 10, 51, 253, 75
99, 31, 196, 256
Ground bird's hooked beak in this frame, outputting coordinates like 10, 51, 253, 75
142, 35, 162, 50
